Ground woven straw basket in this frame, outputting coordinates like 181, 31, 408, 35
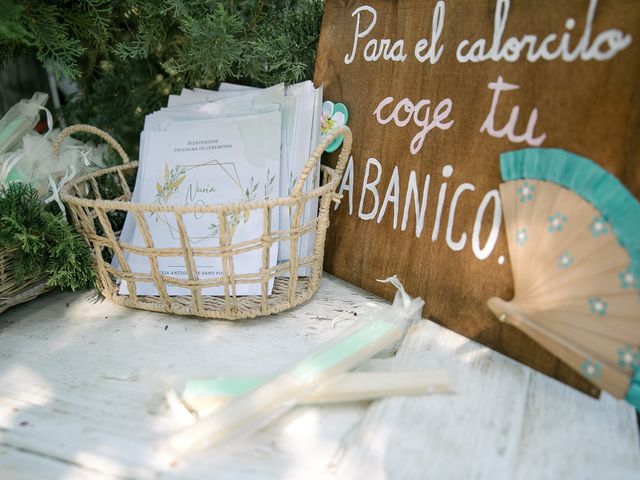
57, 124, 352, 319
0, 246, 49, 314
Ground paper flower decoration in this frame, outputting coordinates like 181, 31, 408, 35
321, 101, 348, 153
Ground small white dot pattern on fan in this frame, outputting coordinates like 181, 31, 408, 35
557, 252, 573, 269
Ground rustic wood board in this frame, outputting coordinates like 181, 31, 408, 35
338, 318, 640, 480
0, 278, 637, 479
314, 0, 640, 395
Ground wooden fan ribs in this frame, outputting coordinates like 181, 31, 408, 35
491, 153, 640, 402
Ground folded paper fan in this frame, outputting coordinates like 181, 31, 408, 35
487, 148, 640, 409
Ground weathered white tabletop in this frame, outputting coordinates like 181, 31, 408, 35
0, 275, 638, 479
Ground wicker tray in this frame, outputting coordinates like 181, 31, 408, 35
0, 246, 49, 314
57, 124, 352, 319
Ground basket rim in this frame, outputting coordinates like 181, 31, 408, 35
57, 124, 354, 320
60, 161, 342, 213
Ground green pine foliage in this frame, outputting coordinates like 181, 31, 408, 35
0, 183, 95, 291
0, 0, 324, 155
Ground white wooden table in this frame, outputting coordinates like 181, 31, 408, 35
0, 274, 638, 479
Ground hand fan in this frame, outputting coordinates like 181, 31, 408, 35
487, 148, 640, 409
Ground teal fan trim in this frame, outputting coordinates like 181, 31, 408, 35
500, 148, 640, 280
626, 369, 640, 411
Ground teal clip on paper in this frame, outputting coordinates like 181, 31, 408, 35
164, 276, 424, 455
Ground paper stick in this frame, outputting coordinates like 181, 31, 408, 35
182, 370, 455, 415
162, 277, 424, 456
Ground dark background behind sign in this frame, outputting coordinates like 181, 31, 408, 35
314, 0, 640, 395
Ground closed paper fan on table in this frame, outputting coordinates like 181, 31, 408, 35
487, 148, 640, 409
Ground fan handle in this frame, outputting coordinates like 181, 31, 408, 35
487, 297, 630, 400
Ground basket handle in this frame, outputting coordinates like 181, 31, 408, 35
53, 124, 130, 164
291, 125, 352, 197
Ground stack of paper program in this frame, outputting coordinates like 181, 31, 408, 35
116, 81, 322, 297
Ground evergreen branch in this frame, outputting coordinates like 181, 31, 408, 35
0, 183, 95, 291
26, 3, 84, 78
0, 1, 31, 42
3, 0, 324, 154
66, 0, 114, 51
172, 5, 244, 84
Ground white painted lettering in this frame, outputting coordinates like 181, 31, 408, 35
358, 157, 382, 220
414, 1, 445, 64
456, 0, 632, 64
472, 189, 502, 260
401, 171, 430, 238
377, 165, 401, 228
446, 183, 475, 251
345, 6, 377, 64
431, 165, 453, 242
335, 155, 354, 215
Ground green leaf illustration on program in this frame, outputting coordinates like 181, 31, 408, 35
151, 164, 189, 238
155, 164, 187, 208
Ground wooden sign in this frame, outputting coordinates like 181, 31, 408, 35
314, 0, 640, 394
